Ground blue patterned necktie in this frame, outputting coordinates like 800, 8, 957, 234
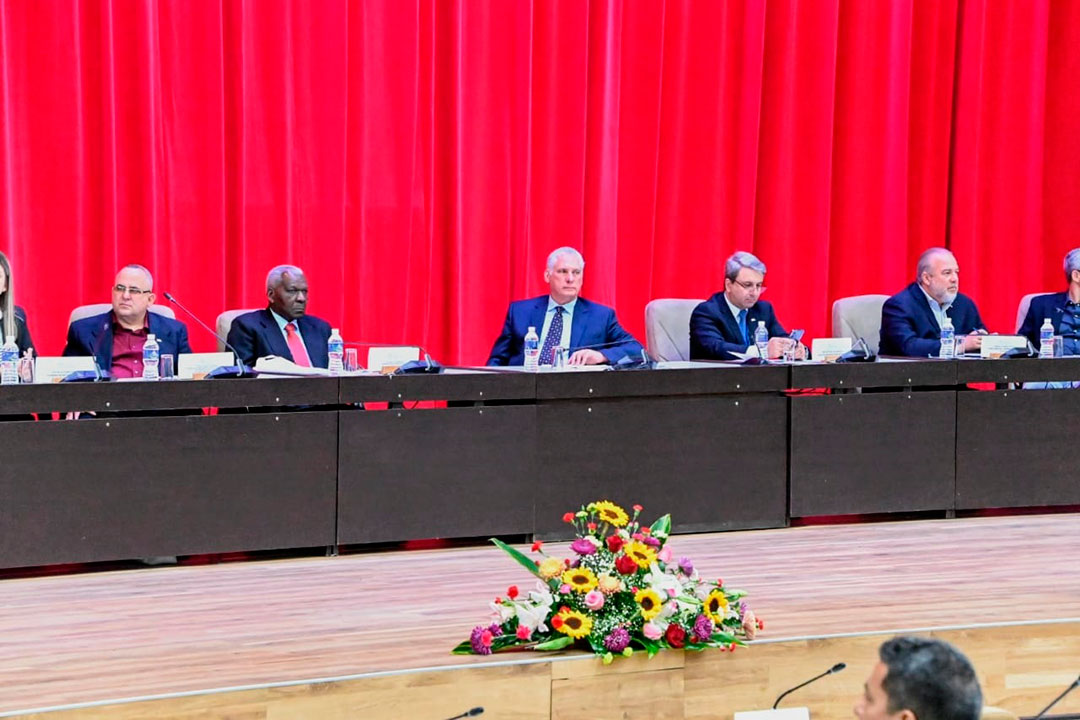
540, 306, 565, 364
738, 309, 749, 345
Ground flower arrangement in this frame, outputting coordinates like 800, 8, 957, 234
453, 501, 761, 664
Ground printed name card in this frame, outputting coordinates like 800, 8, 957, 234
34, 356, 96, 383
178, 352, 236, 379
811, 337, 853, 363
979, 335, 1027, 358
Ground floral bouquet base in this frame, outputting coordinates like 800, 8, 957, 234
453, 501, 761, 664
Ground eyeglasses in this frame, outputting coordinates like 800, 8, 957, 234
733, 280, 766, 292
113, 284, 151, 296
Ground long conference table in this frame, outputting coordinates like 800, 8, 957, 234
2, 357, 1080, 570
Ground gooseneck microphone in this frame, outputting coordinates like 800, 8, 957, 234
163, 292, 252, 377
772, 662, 847, 709
1032, 674, 1080, 719
444, 708, 484, 720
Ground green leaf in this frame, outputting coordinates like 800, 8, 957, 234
638, 637, 661, 658
534, 636, 574, 651
650, 514, 672, 538
490, 538, 542, 579
451, 640, 475, 654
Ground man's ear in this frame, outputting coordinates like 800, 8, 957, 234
895, 708, 917, 720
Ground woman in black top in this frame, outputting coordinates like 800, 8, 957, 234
0, 250, 36, 357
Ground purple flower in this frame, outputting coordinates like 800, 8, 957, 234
737, 601, 746, 621
603, 626, 631, 653
470, 625, 494, 655
678, 556, 694, 575
643, 536, 661, 548
570, 537, 597, 556
692, 614, 714, 642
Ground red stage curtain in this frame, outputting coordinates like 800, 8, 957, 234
1, 0, 1078, 363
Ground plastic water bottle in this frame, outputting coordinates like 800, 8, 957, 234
753, 321, 769, 360
142, 333, 160, 381
523, 326, 540, 371
939, 318, 955, 359
328, 328, 345, 375
0, 335, 18, 385
1039, 318, 1054, 358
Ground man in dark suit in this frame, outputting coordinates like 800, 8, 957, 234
1018, 248, 1080, 356
690, 251, 803, 361
487, 247, 643, 366
227, 264, 332, 368
63, 264, 191, 377
880, 247, 986, 357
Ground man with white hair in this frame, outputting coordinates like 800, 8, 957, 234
1018, 247, 1080, 356
880, 247, 986, 357
487, 247, 643, 366
227, 265, 333, 368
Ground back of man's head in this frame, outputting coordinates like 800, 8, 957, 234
880, 636, 982, 720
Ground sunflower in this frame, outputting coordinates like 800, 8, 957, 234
624, 540, 657, 569
562, 566, 598, 594
704, 589, 729, 623
593, 500, 629, 527
555, 608, 593, 638
538, 556, 565, 580
634, 588, 663, 620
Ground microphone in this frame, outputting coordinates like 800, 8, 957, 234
1032, 674, 1080, 719
163, 292, 255, 378
444, 708, 484, 720
62, 320, 113, 382
837, 336, 877, 363
341, 341, 445, 375
772, 662, 846, 709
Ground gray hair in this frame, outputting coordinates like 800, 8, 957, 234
0, 250, 14, 340
916, 247, 953, 282
879, 636, 982, 720
725, 251, 766, 282
546, 247, 585, 271
266, 264, 305, 291
120, 264, 154, 290
1064, 248, 1080, 283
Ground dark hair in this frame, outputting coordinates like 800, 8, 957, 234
880, 636, 982, 720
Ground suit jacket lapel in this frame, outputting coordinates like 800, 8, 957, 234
91, 315, 114, 370
569, 298, 590, 350
910, 284, 940, 330
715, 295, 743, 344
528, 297, 548, 338
261, 309, 292, 360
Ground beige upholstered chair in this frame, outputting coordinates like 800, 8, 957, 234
215, 309, 260, 352
644, 299, 702, 362
1014, 292, 1053, 333
831, 294, 889, 355
68, 303, 176, 327
980, 706, 1019, 720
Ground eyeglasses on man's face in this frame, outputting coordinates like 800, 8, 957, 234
113, 284, 151, 297
733, 280, 766, 292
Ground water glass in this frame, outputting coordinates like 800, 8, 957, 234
553, 346, 568, 369
782, 341, 797, 363
344, 347, 359, 373
159, 354, 175, 380
17, 354, 34, 384
1053, 335, 1064, 358
953, 335, 967, 357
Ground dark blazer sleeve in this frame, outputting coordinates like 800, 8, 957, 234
170, 319, 192, 355
956, 296, 986, 336
14, 307, 35, 356
62, 319, 89, 357
597, 309, 644, 364
486, 305, 517, 366
689, 299, 745, 360
880, 293, 940, 358
1018, 300, 1041, 349
226, 313, 259, 367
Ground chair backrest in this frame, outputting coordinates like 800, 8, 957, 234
831, 294, 889, 354
216, 309, 260, 352
644, 299, 702, 362
1015, 292, 1053, 333
68, 303, 176, 327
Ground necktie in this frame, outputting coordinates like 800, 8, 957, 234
738, 309, 749, 345
540, 306, 565, 364
285, 322, 312, 367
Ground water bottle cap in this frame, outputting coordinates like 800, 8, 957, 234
528, 326, 536, 333
4, 335, 13, 343
147, 334, 156, 341
332, 328, 340, 334
758, 321, 765, 327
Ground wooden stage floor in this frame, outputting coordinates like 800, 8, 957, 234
1, 514, 1078, 716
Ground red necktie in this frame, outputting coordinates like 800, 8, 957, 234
285, 322, 312, 367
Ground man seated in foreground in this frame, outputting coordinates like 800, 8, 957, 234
1018, 247, 1080, 356
487, 246, 643, 366
880, 247, 986, 357
855, 636, 982, 720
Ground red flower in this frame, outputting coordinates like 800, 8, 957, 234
481, 629, 494, 647
560, 605, 571, 613
665, 624, 686, 648
641, 527, 651, 535
615, 554, 638, 575
632, 533, 643, 541
563, 512, 575, 523
757, 618, 765, 630
507, 585, 519, 599
531, 540, 544, 553
717, 578, 723, 587
516, 625, 532, 640
551, 615, 564, 629
587, 522, 597, 531
494, 596, 502, 604
633, 504, 643, 512
606, 535, 624, 553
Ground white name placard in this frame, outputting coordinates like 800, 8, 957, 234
178, 352, 236, 379
34, 356, 97, 383
979, 335, 1027, 358
811, 337, 853, 363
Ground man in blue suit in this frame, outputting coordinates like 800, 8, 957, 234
487, 247, 643, 366
880, 247, 986, 357
64, 264, 191, 378
689, 251, 803, 361
1018, 247, 1080, 355
227, 264, 332, 368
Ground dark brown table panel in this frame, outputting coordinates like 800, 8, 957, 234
337, 406, 537, 544
535, 365, 790, 400
790, 358, 957, 389
0, 376, 340, 414
956, 356, 1080, 384
790, 391, 956, 516
0, 412, 337, 567
338, 370, 536, 404
956, 389, 1080, 508
533, 395, 788, 538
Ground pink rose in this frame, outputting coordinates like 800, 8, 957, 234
642, 622, 663, 640
584, 590, 605, 611
516, 624, 532, 640
560, 583, 572, 594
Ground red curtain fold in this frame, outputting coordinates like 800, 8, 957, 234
1, 0, 1078, 363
